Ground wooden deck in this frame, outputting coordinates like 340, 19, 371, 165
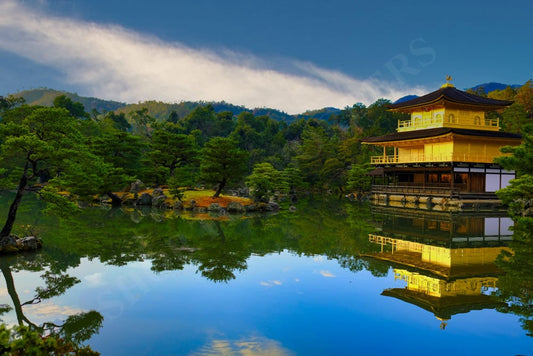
370, 185, 504, 212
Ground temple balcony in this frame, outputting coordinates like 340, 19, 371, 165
397, 116, 500, 132
370, 153, 497, 165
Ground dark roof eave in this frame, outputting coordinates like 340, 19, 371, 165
361, 128, 522, 144
389, 86, 513, 111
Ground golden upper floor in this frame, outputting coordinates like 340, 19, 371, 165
389, 83, 512, 133
397, 108, 500, 132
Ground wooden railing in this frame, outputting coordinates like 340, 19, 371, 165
397, 117, 499, 132
370, 153, 495, 164
370, 185, 499, 200
371, 185, 459, 197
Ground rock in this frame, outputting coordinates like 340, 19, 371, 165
289, 205, 297, 212
187, 199, 197, 210
173, 200, 184, 210
207, 203, 221, 212
238, 187, 250, 197
152, 194, 168, 208
152, 188, 164, 196
150, 212, 164, 222
0, 235, 19, 253
227, 202, 245, 213
245, 204, 256, 212
138, 193, 152, 205
129, 210, 143, 223
267, 202, 280, 211
193, 207, 207, 213
130, 180, 145, 193
121, 197, 137, 206
17, 236, 42, 251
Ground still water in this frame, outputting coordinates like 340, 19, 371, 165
0, 193, 531, 355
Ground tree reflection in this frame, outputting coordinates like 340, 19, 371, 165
192, 221, 249, 283
0, 254, 103, 347
493, 218, 533, 336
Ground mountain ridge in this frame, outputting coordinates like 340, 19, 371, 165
9, 88, 340, 123
7, 82, 522, 121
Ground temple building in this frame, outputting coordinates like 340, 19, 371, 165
362, 80, 522, 211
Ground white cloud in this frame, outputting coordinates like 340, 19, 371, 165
85, 272, 104, 287
24, 301, 83, 318
260, 280, 283, 287
0, 0, 424, 113
320, 270, 336, 278
193, 336, 294, 356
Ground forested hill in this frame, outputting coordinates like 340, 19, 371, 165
13, 88, 125, 113
11, 88, 340, 123
9, 82, 524, 122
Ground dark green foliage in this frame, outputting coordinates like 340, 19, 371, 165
346, 163, 373, 198
492, 123, 533, 336
53, 95, 89, 119
0, 106, 108, 241
101, 112, 131, 132
295, 126, 335, 186
0, 324, 99, 355
200, 137, 249, 197
246, 163, 287, 202
148, 127, 198, 186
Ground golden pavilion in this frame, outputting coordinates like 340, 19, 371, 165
362, 80, 522, 211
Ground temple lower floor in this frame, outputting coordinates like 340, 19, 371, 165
371, 163, 515, 193
369, 163, 515, 212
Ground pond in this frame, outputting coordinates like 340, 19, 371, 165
0, 192, 531, 355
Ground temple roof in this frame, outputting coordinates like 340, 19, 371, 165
381, 288, 505, 320
389, 85, 513, 111
361, 127, 522, 144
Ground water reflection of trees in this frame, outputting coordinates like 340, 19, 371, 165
4, 197, 382, 284
492, 217, 533, 336
0, 253, 103, 346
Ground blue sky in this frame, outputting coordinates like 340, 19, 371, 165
0, 0, 531, 113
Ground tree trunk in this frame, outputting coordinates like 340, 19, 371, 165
0, 162, 29, 245
213, 178, 226, 198
1, 264, 24, 325
107, 191, 123, 207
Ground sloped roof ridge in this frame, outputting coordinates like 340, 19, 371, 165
389, 86, 513, 109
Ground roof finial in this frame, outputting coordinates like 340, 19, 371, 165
441, 75, 454, 88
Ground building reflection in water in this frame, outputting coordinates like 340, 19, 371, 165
368, 207, 513, 329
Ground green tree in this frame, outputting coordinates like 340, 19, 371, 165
200, 137, 249, 197
493, 124, 533, 335
0, 106, 106, 248
87, 129, 145, 205
53, 95, 89, 119
149, 128, 198, 185
128, 107, 154, 138
295, 126, 335, 186
346, 163, 373, 199
0, 95, 25, 114
101, 112, 131, 132
282, 167, 305, 194
246, 163, 283, 202
320, 158, 346, 196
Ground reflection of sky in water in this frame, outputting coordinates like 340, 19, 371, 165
1, 252, 531, 355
